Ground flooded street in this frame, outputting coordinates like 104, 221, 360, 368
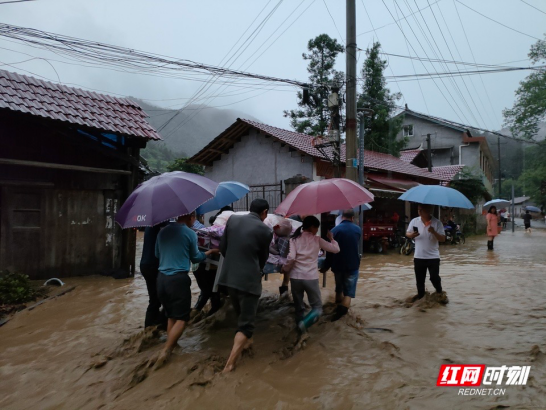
1, 229, 545, 409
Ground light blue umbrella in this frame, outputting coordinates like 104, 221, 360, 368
484, 199, 512, 208
398, 185, 474, 209
196, 181, 250, 214
525, 206, 541, 213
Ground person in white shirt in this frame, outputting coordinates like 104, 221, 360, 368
406, 204, 446, 300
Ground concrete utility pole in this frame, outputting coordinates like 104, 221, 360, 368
497, 136, 502, 197
345, 0, 358, 182
426, 133, 432, 172
511, 183, 515, 233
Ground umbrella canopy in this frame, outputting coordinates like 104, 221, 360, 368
115, 171, 218, 228
196, 181, 250, 214
484, 199, 512, 208
398, 185, 474, 209
275, 178, 374, 217
525, 206, 541, 213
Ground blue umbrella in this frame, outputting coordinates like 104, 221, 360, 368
196, 181, 250, 214
398, 185, 474, 209
525, 206, 541, 213
484, 199, 512, 208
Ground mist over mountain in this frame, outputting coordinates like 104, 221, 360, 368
135, 99, 261, 171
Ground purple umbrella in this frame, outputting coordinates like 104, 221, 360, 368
115, 171, 218, 228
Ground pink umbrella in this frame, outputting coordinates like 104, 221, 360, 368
275, 178, 374, 217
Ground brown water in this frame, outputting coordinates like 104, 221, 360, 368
1, 229, 545, 409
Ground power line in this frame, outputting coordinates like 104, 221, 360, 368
520, 0, 546, 15
360, 0, 406, 105
357, 0, 442, 37
452, 0, 503, 127
432, 0, 494, 128
322, 0, 345, 44
0, 0, 35, 4
426, 0, 487, 128
455, 0, 541, 41
392, 2, 429, 113
391, 0, 469, 124
407, 0, 480, 127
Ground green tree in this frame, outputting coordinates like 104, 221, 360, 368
284, 34, 345, 136
449, 168, 492, 204
503, 35, 546, 139
358, 42, 406, 156
166, 158, 204, 175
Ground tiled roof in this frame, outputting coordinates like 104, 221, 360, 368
400, 149, 422, 163
431, 165, 465, 182
0, 69, 161, 140
190, 118, 446, 181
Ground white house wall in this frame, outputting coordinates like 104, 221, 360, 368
204, 129, 314, 185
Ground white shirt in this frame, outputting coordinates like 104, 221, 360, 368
407, 216, 445, 259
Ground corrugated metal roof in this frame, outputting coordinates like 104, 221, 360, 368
0, 69, 161, 140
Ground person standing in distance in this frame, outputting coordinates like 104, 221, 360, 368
406, 204, 446, 300
218, 199, 273, 373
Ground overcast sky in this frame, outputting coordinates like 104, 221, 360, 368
1, 0, 544, 132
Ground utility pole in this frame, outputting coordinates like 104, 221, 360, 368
345, 0, 358, 182
329, 86, 342, 178
357, 108, 373, 255
511, 183, 515, 233
497, 136, 502, 197
426, 133, 432, 172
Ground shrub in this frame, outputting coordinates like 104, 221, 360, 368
0, 271, 43, 305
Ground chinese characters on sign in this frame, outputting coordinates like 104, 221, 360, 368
437, 365, 530, 387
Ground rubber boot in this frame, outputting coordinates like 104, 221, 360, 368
299, 309, 321, 332
331, 305, 349, 322
279, 285, 289, 295
487, 241, 493, 250
490, 240, 494, 250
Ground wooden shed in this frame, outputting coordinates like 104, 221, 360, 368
0, 69, 161, 279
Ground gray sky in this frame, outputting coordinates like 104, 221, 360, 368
1, 0, 544, 132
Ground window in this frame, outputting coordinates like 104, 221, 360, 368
403, 124, 414, 137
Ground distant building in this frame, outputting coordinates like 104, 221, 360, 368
396, 107, 496, 193
189, 118, 446, 225
0, 69, 161, 279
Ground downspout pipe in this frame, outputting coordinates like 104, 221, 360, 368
459, 143, 470, 165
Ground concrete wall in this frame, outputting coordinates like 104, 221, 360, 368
205, 128, 314, 185
399, 115, 466, 166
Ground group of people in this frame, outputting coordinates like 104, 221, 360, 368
139, 199, 367, 372
139, 198, 459, 372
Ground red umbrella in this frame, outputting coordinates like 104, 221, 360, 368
275, 178, 374, 217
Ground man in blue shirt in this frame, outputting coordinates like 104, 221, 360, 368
151, 211, 218, 369
321, 209, 362, 321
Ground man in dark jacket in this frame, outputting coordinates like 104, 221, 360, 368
219, 199, 272, 373
321, 209, 362, 321
139, 223, 168, 328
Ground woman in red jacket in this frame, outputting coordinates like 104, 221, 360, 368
486, 206, 499, 250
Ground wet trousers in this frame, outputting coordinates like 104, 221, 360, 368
193, 263, 221, 312
140, 265, 165, 327
413, 258, 442, 298
290, 278, 323, 328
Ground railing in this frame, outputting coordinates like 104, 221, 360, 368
232, 182, 284, 212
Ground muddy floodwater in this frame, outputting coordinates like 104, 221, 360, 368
1, 229, 545, 409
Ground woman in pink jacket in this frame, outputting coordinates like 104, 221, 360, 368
282, 216, 340, 334
486, 206, 499, 250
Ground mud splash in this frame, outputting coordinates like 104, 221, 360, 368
1, 230, 546, 409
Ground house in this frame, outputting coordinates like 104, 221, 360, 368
189, 118, 447, 225
396, 107, 496, 193
399, 151, 466, 186
0, 69, 161, 279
